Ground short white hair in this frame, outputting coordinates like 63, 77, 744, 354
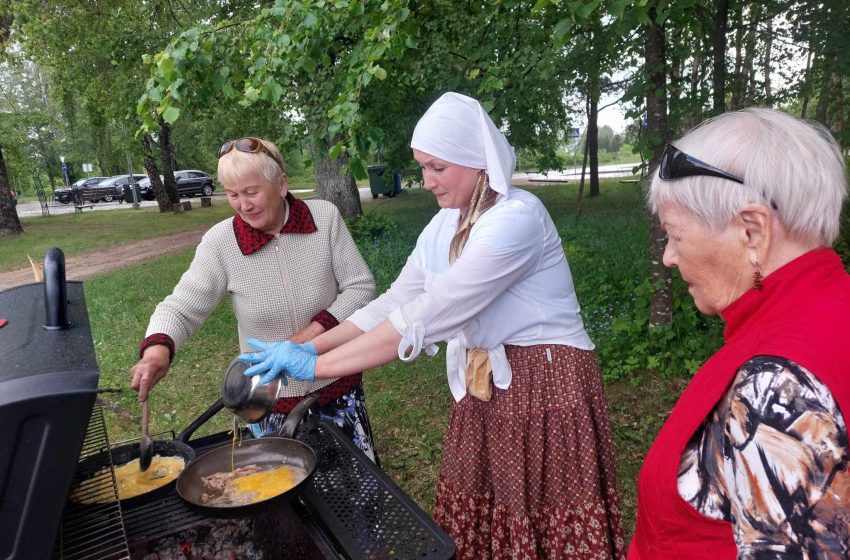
648, 108, 848, 246
217, 138, 286, 187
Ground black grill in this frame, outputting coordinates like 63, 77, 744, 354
53, 414, 455, 560
2, 250, 453, 560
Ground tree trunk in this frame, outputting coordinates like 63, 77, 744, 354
576, 132, 590, 219
588, 76, 600, 198
711, 0, 730, 114
815, 69, 832, 124
0, 145, 24, 235
800, 50, 814, 119
312, 139, 362, 220
45, 165, 58, 191
762, 15, 773, 101
141, 133, 166, 208
670, 57, 684, 107
829, 73, 844, 149
742, 4, 760, 101
730, 4, 744, 110
690, 51, 702, 104
644, 9, 672, 327
157, 117, 180, 210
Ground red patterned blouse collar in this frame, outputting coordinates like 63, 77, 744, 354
232, 193, 318, 256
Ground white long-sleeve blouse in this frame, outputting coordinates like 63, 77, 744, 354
348, 187, 594, 401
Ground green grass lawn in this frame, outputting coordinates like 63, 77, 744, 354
77, 181, 693, 541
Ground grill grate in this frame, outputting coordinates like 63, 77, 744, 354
299, 420, 455, 560
52, 405, 130, 560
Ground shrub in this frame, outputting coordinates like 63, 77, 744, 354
346, 212, 398, 245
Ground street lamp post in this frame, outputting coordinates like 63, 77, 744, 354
126, 151, 139, 209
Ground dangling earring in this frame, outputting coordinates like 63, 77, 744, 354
752, 261, 764, 291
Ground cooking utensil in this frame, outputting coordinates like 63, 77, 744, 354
221, 357, 283, 423
176, 393, 318, 518
139, 399, 153, 471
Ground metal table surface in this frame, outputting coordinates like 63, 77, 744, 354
296, 418, 455, 559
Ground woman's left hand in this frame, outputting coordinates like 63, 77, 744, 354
238, 337, 317, 385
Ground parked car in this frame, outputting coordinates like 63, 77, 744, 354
136, 175, 163, 201
137, 171, 215, 199
54, 177, 108, 204
88, 174, 147, 203
175, 170, 215, 197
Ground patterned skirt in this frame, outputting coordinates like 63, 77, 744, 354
249, 383, 379, 464
434, 345, 625, 559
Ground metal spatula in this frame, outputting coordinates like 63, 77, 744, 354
139, 399, 153, 472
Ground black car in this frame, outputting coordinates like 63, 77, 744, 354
175, 170, 215, 197
136, 175, 162, 201
54, 177, 108, 204
90, 174, 147, 203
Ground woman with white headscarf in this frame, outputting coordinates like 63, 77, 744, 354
238, 92, 625, 559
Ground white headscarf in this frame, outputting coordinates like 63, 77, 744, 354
410, 92, 515, 196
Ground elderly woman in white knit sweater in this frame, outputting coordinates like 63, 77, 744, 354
238, 94, 624, 559
129, 137, 378, 461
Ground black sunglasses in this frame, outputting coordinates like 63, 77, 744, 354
659, 144, 743, 184
659, 144, 777, 210
219, 137, 285, 172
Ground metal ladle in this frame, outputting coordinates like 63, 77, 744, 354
139, 399, 153, 471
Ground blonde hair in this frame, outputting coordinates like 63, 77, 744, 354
217, 138, 286, 187
449, 173, 498, 263
648, 108, 848, 246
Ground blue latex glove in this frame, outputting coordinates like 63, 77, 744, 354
237, 337, 317, 385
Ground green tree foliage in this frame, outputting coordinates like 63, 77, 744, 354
137, 1, 419, 217
598, 125, 624, 153
139, 0, 600, 216
10, 0, 224, 211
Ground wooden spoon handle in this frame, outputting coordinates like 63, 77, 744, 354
141, 400, 150, 438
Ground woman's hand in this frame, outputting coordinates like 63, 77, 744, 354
238, 337, 317, 385
130, 345, 171, 402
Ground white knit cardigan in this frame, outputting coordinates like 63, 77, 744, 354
145, 199, 375, 397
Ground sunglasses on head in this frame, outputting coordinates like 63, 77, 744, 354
659, 144, 743, 184
659, 144, 778, 210
219, 137, 285, 172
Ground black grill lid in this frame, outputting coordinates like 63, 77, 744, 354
0, 282, 98, 386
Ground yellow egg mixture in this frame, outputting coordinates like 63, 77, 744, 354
230, 465, 298, 503
113, 456, 185, 500
71, 455, 185, 503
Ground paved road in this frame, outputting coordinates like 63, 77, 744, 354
515, 163, 640, 183
15, 188, 380, 217
15, 194, 221, 218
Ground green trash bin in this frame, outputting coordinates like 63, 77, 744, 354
367, 165, 393, 198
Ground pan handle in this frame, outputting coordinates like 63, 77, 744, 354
278, 393, 319, 438
177, 398, 224, 443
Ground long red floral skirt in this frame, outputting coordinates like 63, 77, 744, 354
434, 344, 625, 559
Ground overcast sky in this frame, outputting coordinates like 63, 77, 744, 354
597, 102, 629, 133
